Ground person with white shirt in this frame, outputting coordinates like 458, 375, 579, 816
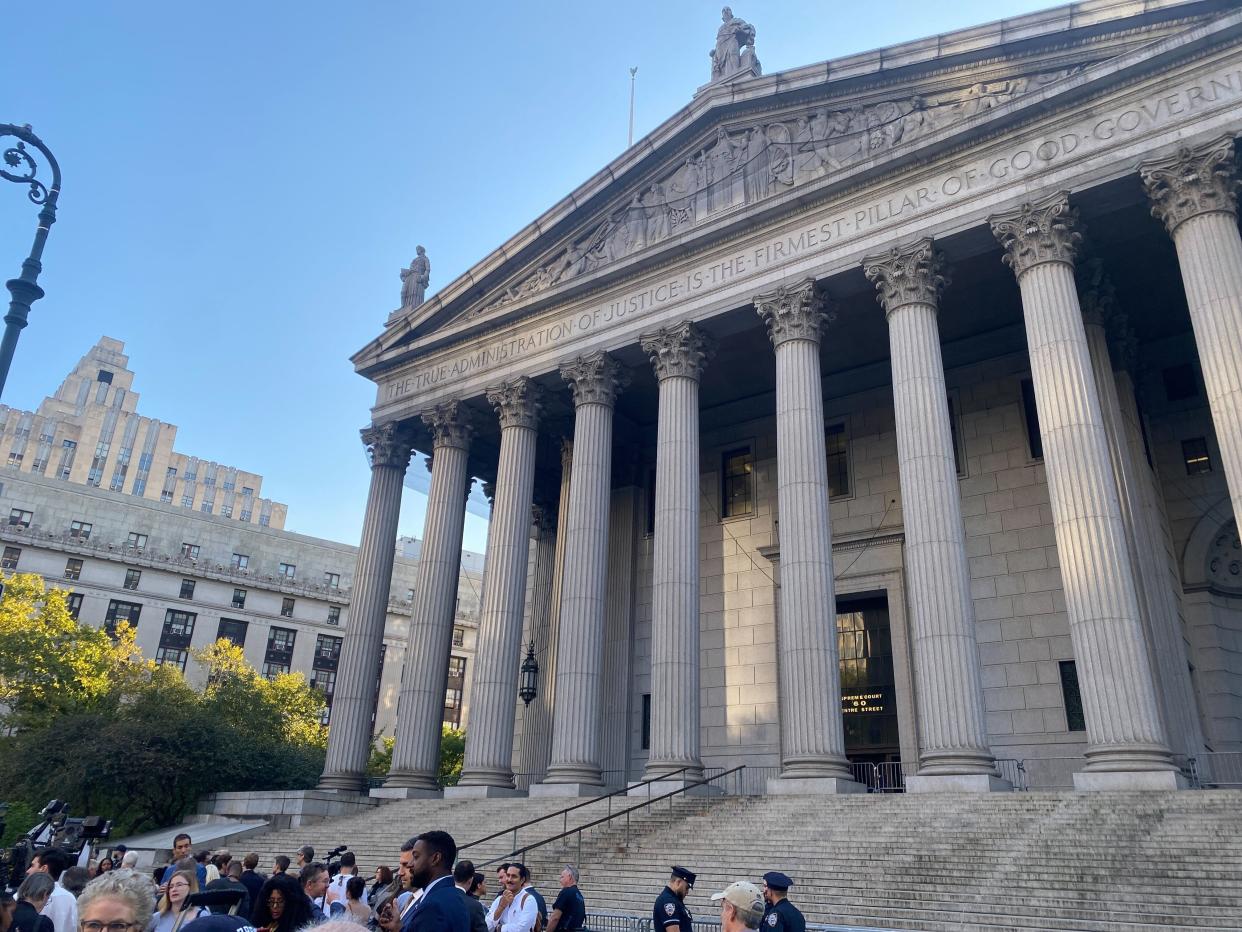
326, 852, 368, 910
25, 849, 76, 932
486, 864, 538, 932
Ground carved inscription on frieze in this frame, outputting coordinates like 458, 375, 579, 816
380, 64, 1242, 405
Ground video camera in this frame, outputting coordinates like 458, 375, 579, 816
324, 844, 348, 879
0, 799, 113, 892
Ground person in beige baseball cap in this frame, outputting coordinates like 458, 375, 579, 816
710, 881, 765, 932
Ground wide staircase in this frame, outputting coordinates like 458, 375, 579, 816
242, 788, 1242, 931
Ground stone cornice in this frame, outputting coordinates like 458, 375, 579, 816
990, 191, 1083, 277
640, 321, 716, 382
1140, 133, 1238, 234
361, 422, 415, 470
863, 238, 948, 315
422, 400, 473, 452
559, 351, 630, 408
486, 377, 543, 431
754, 279, 829, 347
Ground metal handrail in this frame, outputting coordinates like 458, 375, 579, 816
472, 765, 746, 869
458, 767, 692, 856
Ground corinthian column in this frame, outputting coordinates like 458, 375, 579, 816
535, 352, 629, 795
752, 281, 860, 794
638, 322, 714, 787
320, 422, 414, 792
990, 193, 1178, 790
1141, 136, 1242, 527
382, 402, 472, 795
863, 241, 1004, 791
452, 378, 542, 796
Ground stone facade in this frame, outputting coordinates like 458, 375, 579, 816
334, 0, 1242, 794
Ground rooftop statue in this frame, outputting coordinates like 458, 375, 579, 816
400, 245, 431, 309
710, 7, 760, 82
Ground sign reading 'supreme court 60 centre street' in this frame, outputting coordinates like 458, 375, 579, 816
376, 58, 1242, 414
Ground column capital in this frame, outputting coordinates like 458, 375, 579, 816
990, 191, 1082, 277
486, 376, 543, 430
1076, 257, 1116, 328
531, 502, 555, 531
361, 422, 415, 470
753, 278, 830, 347
559, 351, 630, 408
422, 400, 473, 451
1140, 135, 1238, 235
640, 321, 716, 382
863, 238, 948, 315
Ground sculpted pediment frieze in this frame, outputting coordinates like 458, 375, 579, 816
455, 65, 1086, 324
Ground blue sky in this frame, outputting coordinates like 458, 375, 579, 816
1, 0, 1053, 553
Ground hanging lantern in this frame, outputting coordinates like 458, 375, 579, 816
519, 641, 539, 706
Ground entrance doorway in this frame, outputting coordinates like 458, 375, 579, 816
837, 596, 901, 785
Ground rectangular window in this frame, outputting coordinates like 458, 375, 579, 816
280, 596, 295, 618
259, 515, 270, 527
1183, 438, 1212, 477
126, 532, 148, 550
641, 693, 651, 750
181, 495, 194, 508
278, 562, 296, 579
1059, 660, 1086, 732
221, 505, 233, 518
7, 509, 32, 528
447, 656, 466, 681
826, 422, 851, 499
67, 592, 83, 620
231, 588, 246, 609
160, 609, 196, 648
69, 520, 93, 541
231, 553, 249, 570
327, 605, 341, 626
123, 568, 141, 590
720, 446, 754, 519
242, 486, 254, 497
405, 587, 415, 602
262, 661, 290, 679
104, 599, 142, 636
310, 668, 337, 697
265, 627, 296, 671
324, 572, 340, 589
217, 617, 247, 647
57, 440, 77, 480
64, 558, 83, 581
7, 452, 22, 468
179, 578, 196, 600
314, 634, 343, 666
155, 647, 188, 672
239, 510, 252, 522
452, 626, 465, 648
160, 491, 173, 503
200, 501, 213, 515
180, 543, 200, 560
1020, 378, 1044, 460
2, 546, 20, 569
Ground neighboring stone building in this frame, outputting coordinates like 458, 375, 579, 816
321, 0, 1242, 797
0, 344, 484, 742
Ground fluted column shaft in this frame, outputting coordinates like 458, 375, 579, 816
991, 193, 1173, 773
385, 403, 472, 789
863, 243, 996, 775
752, 281, 851, 780
320, 423, 413, 791
543, 353, 628, 786
641, 322, 714, 783
1141, 136, 1242, 529
457, 378, 542, 789
515, 510, 557, 781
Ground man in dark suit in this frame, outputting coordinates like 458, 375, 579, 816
452, 860, 488, 932
401, 832, 470, 932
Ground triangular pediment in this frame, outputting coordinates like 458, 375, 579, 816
354, 0, 1235, 374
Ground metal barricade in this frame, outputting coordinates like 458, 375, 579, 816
583, 913, 899, 932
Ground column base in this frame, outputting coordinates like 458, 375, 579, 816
766, 776, 866, 795
905, 773, 1012, 794
1073, 769, 1188, 792
443, 784, 527, 799
317, 773, 368, 793
627, 779, 720, 798
529, 782, 607, 798
369, 786, 444, 800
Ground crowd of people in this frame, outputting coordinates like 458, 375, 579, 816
0, 830, 806, 932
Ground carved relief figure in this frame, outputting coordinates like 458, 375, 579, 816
643, 183, 670, 242
710, 7, 760, 81
625, 194, 647, 253
766, 122, 794, 187
742, 125, 771, 202
400, 245, 430, 308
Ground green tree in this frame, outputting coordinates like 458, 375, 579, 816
440, 727, 465, 786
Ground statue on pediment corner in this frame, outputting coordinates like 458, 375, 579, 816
400, 246, 431, 309
710, 7, 760, 82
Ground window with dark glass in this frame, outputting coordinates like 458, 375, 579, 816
452, 626, 465, 648
155, 647, 188, 672
67, 592, 83, 620
278, 562, 296, 579
281, 596, 295, 618
314, 634, 343, 667
180, 542, 200, 560
123, 568, 141, 590
217, 617, 247, 647
837, 597, 899, 761
2, 546, 20, 569
324, 572, 340, 589
64, 558, 83, 581
68, 520, 92, 541
327, 605, 341, 626
1020, 378, 1043, 459
126, 532, 147, 550
1183, 438, 1212, 476
179, 578, 196, 599
231, 553, 249, 570
264, 629, 295, 680
8, 508, 32, 527
720, 446, 754, 519
1059, 660, 1086, 732
105, 600, 142, 637
262, 661, 289, 679
231, 588, 246, 609
641, 694, 651, 750
826, 422, 850, 498
311, 668, 337, 698
160, 609, 196, 649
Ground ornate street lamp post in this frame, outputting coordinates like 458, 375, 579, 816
519, 641, 539, 706
0, 124, 61, 401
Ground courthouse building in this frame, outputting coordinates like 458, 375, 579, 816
0, 339, 484, 738
320, 0, 1242, 796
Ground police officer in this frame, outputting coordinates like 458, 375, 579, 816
654, 866, 696, 932
760, 872, 805, 932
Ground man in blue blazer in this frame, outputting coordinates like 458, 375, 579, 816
401, 832, 471, 932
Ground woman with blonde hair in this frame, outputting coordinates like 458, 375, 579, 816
152, 869, 202, 932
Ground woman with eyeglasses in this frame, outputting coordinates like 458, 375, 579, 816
152, 870, 201, 932
76, 870, 155, 932
251, 872, 312, 932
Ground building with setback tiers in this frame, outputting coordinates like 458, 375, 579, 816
320, 0, 1242, 797
0, 338, 483, 739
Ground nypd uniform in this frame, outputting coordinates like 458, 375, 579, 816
654, 866, 695, 932
761, 872, 805, 932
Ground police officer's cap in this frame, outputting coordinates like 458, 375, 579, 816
762, 871, 793, 891
670, 866, 696, 887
